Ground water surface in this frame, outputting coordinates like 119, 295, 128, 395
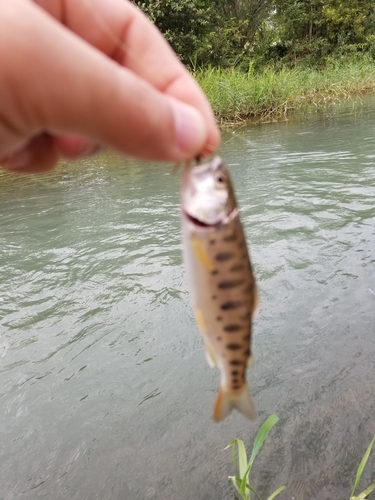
1, 99, 375, 499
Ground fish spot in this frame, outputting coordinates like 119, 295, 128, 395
211, 295, 217, 300
218, 279, 245, 290
230, 359, 243, 366
216, 316, 223, 321
240, 312, 251, 321
224, 324, 242, 333
231, 370, 239, 376
221, 300, 245, 310
223, 234, 236, 242
217, 336, 222, 341
215, 252, 235, 262
244, 282, 254, 293
229, 263, 245, 272
232, 384, 242, 390
209, 239, 216, 245
226, 343, 242, 351
242, 334, 250, 341
243, 348, 251, 357
241, 252, 248, 259
211, 269, 219, 275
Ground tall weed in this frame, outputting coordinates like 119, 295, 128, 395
194, 57, 375, 123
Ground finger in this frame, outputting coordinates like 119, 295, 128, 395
53, 134, 101, 159
33, 0, 220, 157
0, 134, 58, 174
2, 0, 209, 162
0, 134, 100, 173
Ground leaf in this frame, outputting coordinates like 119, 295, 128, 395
248, 414, 279, 469
359, 481, 375, 498
351, 438, 375, 497
240, 463, 251, 498
236, 439, 249, 479
227, 414, 283, 500
266, 485, 287, 500
229, 475, 243, 498
246, 483, 262, 499
350, 481, 375, 499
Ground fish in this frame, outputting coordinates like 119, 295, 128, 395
181, 156, 258, 422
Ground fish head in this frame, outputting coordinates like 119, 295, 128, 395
181, 157, 237, 226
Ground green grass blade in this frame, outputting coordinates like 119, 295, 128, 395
351, 480, 375, 499
228, 476, 243, 498
236, 439, 249, 479
352, 439, 375, 495
240, 463, 251, 498
246, 483, 262, 499
351, 438, 375, 497
360, 481, 375, 497
266, 485, 287, 500
231, 443, 238, 475
225, 439, 248, 477
249, 414, 279, 468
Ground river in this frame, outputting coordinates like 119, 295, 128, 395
1, 98, 375, 500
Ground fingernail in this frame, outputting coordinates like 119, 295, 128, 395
170, 100, 207, 154
0, 147, 31, 168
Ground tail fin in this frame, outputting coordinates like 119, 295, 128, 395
213, 384, 256, 422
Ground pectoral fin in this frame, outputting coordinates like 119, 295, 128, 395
251, 284, 259, 318
204, 341, 218, 368
191, 235, 214, 272
194, 308, 207, 333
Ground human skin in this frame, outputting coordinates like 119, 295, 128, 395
0, 0, 220, 173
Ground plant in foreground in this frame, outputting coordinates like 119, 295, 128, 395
350, 437, 375, 500
226, 413, 286, 500
226, 414, 375, 500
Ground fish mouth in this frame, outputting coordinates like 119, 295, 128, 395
183, 207, 239, 228
183, 211, 216, 228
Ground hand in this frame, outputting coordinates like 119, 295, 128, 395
0, 0, 220, 173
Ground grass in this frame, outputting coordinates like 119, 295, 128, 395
351, 437, 375, 500
194, 56, 375, 124
227, 414, 375, 500
226, 414, 286, 500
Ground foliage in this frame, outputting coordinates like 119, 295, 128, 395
194, 56, 375, 123
267, 0, 375, 66
226, 414, 286, 500
133, 0, 375, 69
227, 416, 375, 500
350, 437, 375, 500
132, 0, 211, 65
132, 0, 274, 67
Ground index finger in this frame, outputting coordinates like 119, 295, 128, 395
34, 0, 220, 156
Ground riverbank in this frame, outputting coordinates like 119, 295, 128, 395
194, 57, 375, 124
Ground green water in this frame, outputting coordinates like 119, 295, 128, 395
1, 100, 375, 499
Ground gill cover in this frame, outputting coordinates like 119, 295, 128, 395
181, 157, 237, 226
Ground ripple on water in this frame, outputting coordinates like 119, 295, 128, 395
1, 106, 375, 499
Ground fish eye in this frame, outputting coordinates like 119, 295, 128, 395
215, 172, 226, 184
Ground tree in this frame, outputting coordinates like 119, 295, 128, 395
273, 0, 375, 65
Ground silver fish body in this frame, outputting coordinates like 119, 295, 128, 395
181, 157, 258, 422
